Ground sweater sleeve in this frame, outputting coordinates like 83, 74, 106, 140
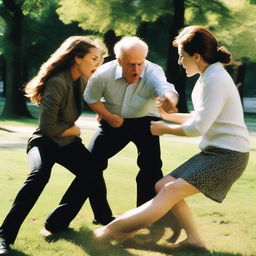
182, 76, 228, 137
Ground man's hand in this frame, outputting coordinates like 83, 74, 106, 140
89, 102, 124, 128
106, 114, 124, 128
156, 96, 178, 114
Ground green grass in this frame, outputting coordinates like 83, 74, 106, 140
0, 112, 256, 256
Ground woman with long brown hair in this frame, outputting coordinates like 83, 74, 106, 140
0, 36, 109, 255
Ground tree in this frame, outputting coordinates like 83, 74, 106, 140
0, 0, 31, 118
214, 0, 256, 62
0, 0, 52, 118
178, 0, 231, 111
22, 2, 86, 80
186, 0, 256, 100
57, 0, 169, 36
56, 0, 172, 63
165, 0, 187, 112
57, 0, 232, 112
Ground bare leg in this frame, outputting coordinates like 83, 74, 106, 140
155, 176, 205, 248
94, 178, 198, 242
171, 201, 206, 248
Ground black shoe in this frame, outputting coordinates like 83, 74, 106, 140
92, 216, 116, 225
0, 238, 10, 255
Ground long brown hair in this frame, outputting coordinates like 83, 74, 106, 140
24, 36, 107, 104
173, 25, 231, 65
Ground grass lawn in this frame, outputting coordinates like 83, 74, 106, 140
0, 114, 255, 256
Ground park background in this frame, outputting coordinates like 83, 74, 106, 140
0, 0, 256, 256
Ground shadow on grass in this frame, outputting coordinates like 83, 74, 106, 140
39, 212, 245, 256
43, 227, 134, 256
42, 226, 245, 256
129, 211, 182, 244
6, 249, 30, 256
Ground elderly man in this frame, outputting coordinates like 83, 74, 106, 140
84, 36, 178, 225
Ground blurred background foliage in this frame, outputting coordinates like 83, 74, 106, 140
0, 0, 255, 118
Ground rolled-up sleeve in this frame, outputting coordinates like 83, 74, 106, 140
149, 65, 178, 98
84, 74, 103, 104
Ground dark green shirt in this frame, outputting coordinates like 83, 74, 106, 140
30, 69, 86, 147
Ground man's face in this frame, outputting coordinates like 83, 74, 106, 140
118, 47, 146, 84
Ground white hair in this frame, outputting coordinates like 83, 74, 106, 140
114, 36, 148, 58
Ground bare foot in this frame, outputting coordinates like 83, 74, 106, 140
94, 226, 137, 243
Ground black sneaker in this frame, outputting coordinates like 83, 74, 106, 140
0, 238, 10, 255
92, 216, 116, 225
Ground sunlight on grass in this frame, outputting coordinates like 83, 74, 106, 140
0, 114, 255, 256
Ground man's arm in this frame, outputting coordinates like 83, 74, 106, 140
88, 102, 124, 128
148, 63, 179, 113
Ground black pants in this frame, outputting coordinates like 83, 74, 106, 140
88, 116, 163, 221
0, 136, 110, 244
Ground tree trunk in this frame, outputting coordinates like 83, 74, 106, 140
0, 56, 6, 96
166, 0, 188, 112
103, 30, 121, 62
1, 0, 32, 118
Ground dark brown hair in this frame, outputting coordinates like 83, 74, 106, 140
24, 36, 107, 104
173, 25, 231, 65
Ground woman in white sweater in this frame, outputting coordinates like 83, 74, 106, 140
94, 25, 250, 250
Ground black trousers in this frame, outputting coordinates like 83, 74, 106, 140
0, 136, 110, 244
88, 116, 163, 221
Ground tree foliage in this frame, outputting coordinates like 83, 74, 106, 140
185, 0, 231, 25
185, 0, 256, 61
56, 0, 235, 112
214, 0, 256, 61
0, 0, 53, 118
22, 2, 86, 78
57, 0, 173, 36
1, 0, 254, 118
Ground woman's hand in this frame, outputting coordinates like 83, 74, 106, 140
157, 104, 174, 121
60, 124, 81, 137
150, 121, 169, 136
151, 121, 186, 136
71, 124, 81, 137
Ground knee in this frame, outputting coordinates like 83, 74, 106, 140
155, 178, 167, 193
160, 182, 185, 200
154, 180, 161, 193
